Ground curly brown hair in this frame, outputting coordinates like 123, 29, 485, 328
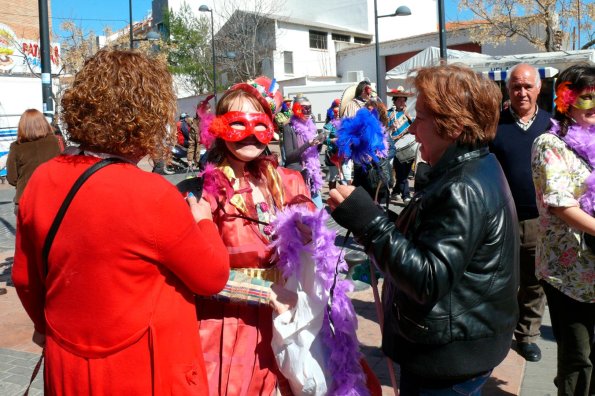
61, 48, 176, 159
364, 100, 389, 127
412, 64, 502, 145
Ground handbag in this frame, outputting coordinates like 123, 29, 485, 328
23, 157, 125, 395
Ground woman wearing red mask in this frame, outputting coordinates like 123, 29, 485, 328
196, 78, 312, 395
281, 95, 324, 208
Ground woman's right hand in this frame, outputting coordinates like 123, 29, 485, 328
187, 193, 213, 222
269, 283, 298, 315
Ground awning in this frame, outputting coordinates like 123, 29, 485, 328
482, 66, 559, 81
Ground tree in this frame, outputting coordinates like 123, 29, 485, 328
164, 2, 213, 96
215, 0, 285, 84
458, 0, 594, 52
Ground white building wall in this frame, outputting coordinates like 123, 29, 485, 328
273, 22, 339, 80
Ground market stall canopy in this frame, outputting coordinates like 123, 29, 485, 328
385, 47, 490, 82
482, 67, 558, 81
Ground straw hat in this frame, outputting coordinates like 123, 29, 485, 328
386, 86, 414, 98
339, 84, 358, 118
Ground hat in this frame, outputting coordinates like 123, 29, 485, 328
228, 76, 283, 122
339, 84, 357, 118
283, 96, 292, 103
387, 86, 414, 98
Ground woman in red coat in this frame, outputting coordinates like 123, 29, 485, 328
12, 49, 230, 395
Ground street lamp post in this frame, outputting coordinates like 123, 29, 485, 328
129, 0, 134, 49
437, 0, 447, 60
374, 2, 411, 101
199, 5, 217, 103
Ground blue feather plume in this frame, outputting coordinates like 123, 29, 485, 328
336, 108, 386, 167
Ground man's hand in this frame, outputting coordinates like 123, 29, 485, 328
327, 185, 356, 211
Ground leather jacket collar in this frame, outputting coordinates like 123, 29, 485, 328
428, 142, 489, 179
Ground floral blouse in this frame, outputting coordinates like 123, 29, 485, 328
531, 132, 595, 303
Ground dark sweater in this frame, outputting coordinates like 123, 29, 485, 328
490, 108, 551, 221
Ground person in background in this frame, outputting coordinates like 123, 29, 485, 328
531, 62, 595, 396
323, 99, 343, 190
7, 109, 61, 215
387, 87, 415, 203
328, 64, 519, 395
12, 48, 230, 395
490, 63, 551, 363
342, 80, 373, 118
282, 95, 324, 208
350, 99, 392, 205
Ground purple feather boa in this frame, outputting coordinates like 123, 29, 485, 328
551, 120, 595, 214
270, 206, 369, 395
290, 117, 324, 194
336, 108, 387, 168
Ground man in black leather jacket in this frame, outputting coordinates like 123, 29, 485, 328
329, 65, 519, 394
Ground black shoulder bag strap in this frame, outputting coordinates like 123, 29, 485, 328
42, 157, 125, 276
24, 157, 125, 396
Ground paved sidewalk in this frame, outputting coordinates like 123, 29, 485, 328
0, 160, 558, 395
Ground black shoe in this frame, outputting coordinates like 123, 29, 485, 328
517, 342, 541, 362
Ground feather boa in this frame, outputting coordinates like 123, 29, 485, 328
270, 206, 369, 395
551, 120, 595, 214
197, 106, 216, 149
290, 117, 324, 194
198, 163, 235, 203
336, 108, 387, 168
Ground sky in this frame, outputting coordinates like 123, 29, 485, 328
50, 0, 466, 39
51, 0, 154, 38
49, 0, 590, 46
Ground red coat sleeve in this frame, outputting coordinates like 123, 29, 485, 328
152, 187, 230, 296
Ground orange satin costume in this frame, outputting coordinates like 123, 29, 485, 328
197, 164, 311, 396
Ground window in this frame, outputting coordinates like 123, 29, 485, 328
332, 33, 350, 43
309, 30, 327, 50
353, 36, 372, 44
284, 51, 293, 74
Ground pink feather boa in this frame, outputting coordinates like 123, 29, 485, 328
270, 206, 369, 395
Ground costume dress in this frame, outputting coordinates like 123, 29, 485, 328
12, 154, 230, 395
197, 161, 311, 396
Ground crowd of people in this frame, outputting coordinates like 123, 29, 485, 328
6, 46, 594, 396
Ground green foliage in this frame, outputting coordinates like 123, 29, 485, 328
164, 2, 212, 95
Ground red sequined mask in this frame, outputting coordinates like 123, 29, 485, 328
209, 111, 275, 144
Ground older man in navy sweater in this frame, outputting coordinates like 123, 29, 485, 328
490, 63, 551, 362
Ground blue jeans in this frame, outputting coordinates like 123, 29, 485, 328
400, 370, 492, 396
311, 192, 323, 209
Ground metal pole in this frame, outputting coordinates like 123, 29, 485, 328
129, 0, 133, 49
210, 10, 217, 103
38, 0, 53, 116
577, 0, 581, 49
437, 0, 447, 60
374, 0, 381, 97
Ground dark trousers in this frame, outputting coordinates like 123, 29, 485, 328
400, 369, 492, 396
393, 159, 413, 199
515, 218, 546, 343
541, 281, 595, 396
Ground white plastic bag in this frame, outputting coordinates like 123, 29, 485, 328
271, 250, 330, 396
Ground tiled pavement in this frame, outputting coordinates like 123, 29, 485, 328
0, 154, 558, 395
